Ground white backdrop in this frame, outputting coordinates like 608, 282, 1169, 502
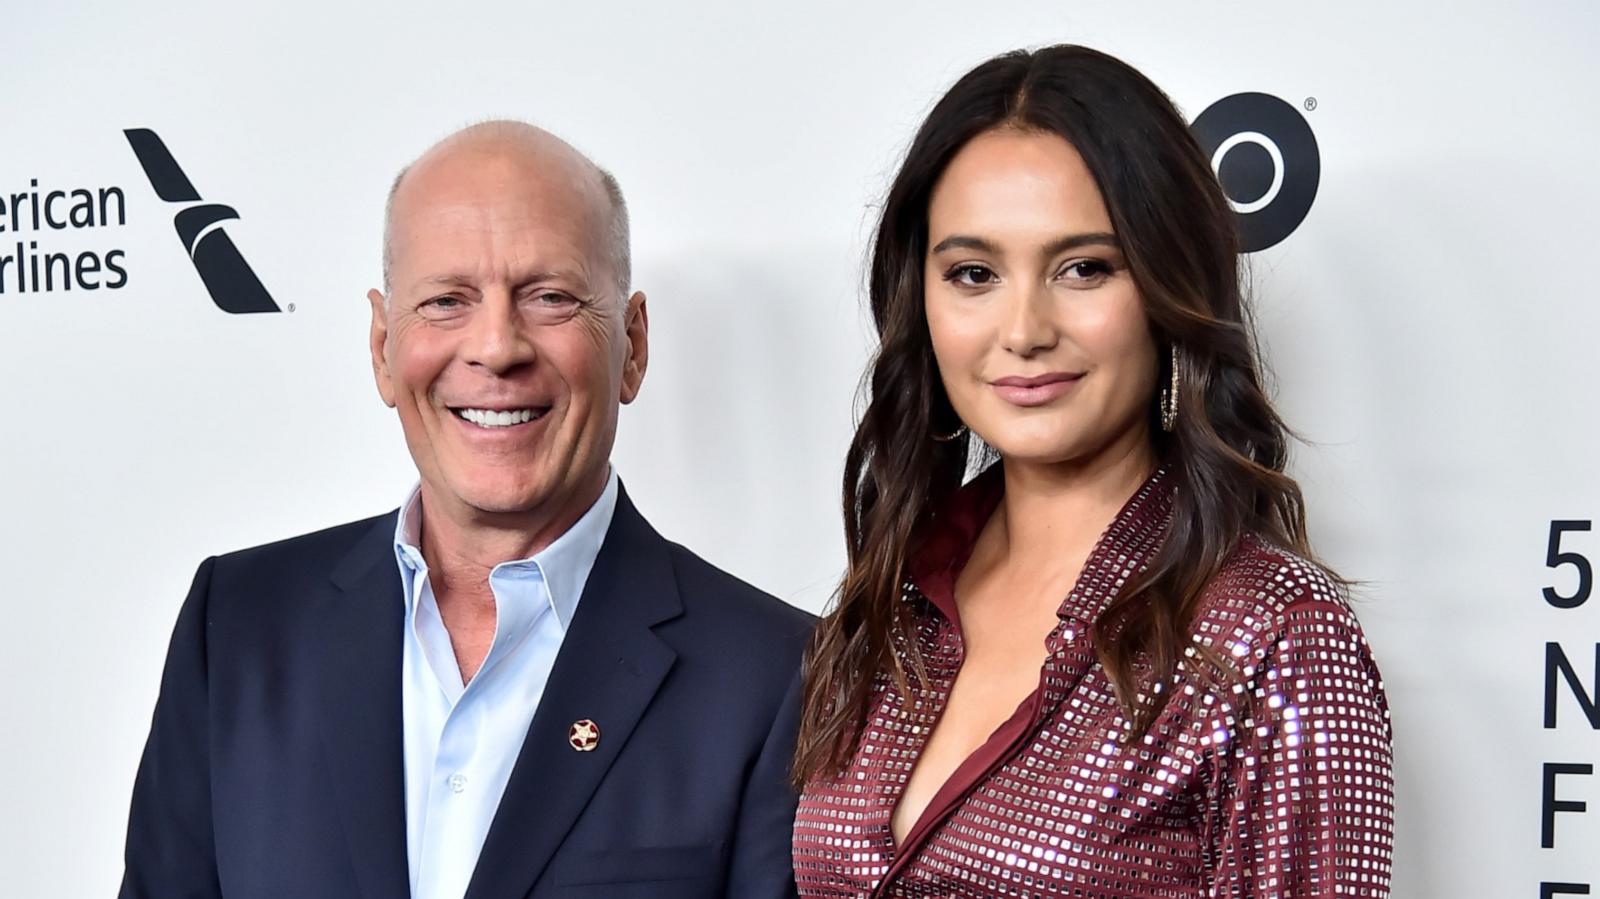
4, 1, 1598, 896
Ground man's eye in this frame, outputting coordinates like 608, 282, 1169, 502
944, 264, 998, 287
421, 295, 464, 311
525, 291, 584, 321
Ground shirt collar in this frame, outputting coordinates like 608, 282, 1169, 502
392, 468, 621, 630
906, 464, 1006, 627
907, 464, 1173, 631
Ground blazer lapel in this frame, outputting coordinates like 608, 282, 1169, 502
316, 514, 411, 899
463, 487, 682, 899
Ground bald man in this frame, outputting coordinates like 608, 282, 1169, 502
120, 122, 813, 899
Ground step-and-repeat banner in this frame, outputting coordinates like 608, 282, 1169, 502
4, 1, 1595, 895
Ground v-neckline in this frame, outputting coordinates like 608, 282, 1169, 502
886, 662, 1052, 852
877, 466, 1174, 883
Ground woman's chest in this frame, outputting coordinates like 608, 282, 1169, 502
794, 662, 1223, 898
891, 637, 1050, 843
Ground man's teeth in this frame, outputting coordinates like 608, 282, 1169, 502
457, 408, 537, 428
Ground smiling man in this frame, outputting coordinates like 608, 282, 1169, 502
120, 121, 813, 899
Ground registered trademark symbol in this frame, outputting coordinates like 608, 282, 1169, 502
287, 303, 297, 313
1304, 97, 1318, 111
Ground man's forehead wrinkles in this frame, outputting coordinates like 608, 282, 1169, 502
404, 261, 596, 291
401, 199, 549, 230
392, 208, 595, 260
390, 229, 608, 298
397, 191, 604, 237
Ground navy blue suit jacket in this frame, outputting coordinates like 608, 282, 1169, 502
120, 485, 815, 898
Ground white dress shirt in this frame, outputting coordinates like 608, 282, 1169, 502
392, 470, 619, 899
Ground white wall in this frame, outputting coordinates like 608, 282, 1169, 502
4, 1, 1596, 895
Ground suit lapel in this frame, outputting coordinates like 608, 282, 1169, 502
463, 488, 682, 899
316, 514, 411, 899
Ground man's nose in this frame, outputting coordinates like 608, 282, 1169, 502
463, 290, 537, 374
998, 283, 1059, 358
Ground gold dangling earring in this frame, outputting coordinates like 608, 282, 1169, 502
932, 423, 968, 442
1160, 344, 1180, 432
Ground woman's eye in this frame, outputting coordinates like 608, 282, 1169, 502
1060, 260, 1112, 282
945, 264, 998, 287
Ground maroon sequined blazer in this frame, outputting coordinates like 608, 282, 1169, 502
793, 469, 1394, 897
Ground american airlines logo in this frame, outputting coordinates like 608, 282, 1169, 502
124, 128, 280, 314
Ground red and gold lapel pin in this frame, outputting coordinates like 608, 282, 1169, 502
568, 719, 600, 752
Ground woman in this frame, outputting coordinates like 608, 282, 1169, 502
792, 45, 1394, 898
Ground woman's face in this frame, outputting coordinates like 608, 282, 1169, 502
924, 127, 1158, 470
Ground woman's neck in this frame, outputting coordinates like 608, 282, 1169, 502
990, 429, 1157, 580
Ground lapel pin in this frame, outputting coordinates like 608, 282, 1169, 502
568, 718, 600, 752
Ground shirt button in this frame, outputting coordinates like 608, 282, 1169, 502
448, 773, 467, 793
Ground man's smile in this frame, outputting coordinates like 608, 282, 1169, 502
448, 406, 551, 428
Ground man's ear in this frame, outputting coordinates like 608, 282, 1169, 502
368, 288, 396, 408
619, 290, 649, 404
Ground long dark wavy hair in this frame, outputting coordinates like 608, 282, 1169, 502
795, 45, 1328, 786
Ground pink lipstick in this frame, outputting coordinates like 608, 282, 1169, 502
990, 372, 1083, 407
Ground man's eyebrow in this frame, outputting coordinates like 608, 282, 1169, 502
417, 273, 478, 288
513, 270, 588, 288
929, 231, 1120, 256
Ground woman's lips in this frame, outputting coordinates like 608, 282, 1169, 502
989, 372, 1083, 407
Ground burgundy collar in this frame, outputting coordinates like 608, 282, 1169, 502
906, 464, 1174, 635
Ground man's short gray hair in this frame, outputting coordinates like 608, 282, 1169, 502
381, 125, 632, 302
594, 166, 631, 298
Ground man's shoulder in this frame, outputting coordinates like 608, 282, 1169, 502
644, 540, 815, 716
208, 512, 395, 585
175, 513, 397, 658
659, 539, 816, 640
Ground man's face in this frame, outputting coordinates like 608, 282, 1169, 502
369, 144, 647, 528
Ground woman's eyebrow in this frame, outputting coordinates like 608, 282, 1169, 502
930, 234, 999, 255
1041, 232, 1119, 256
929, 231, 1119, 256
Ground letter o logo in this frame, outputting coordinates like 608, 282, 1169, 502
1191, 93, 1320, 252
